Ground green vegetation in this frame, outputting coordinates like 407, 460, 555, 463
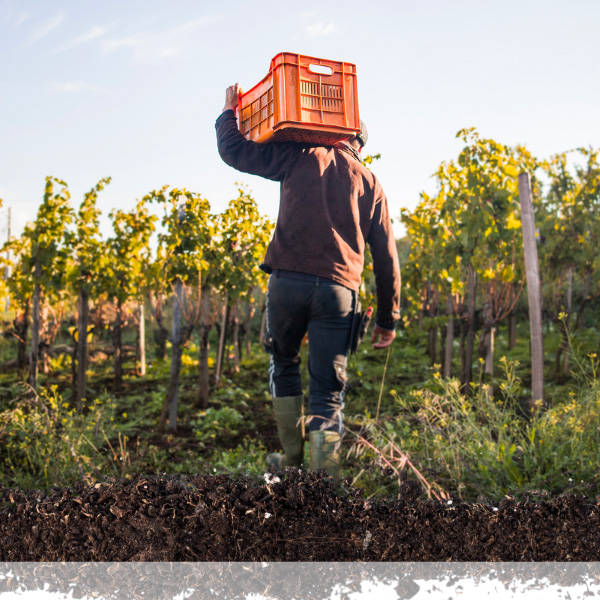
0, 313, 598, 501
0, 132, 599, 501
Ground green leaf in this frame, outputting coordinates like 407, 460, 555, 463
501, 265, 514, 283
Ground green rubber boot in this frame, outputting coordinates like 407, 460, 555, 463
309, 430, 342, 480
267, 395, 305, 470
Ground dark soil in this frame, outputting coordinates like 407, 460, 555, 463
1, 470, 599, 561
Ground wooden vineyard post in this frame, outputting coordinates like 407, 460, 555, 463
159, 200, 186, 433
443, 294, 454, 378
196, 290, 212, 408
138, 301, 146, 376
215, 293, 229, 387
76, 287, 89, 410
5, 207, 10, 312
518, 172, 544, 411
168, 276, 184, 430
461, 264, 477, 392
169, 200, 186, 431
28, 260, 42, 390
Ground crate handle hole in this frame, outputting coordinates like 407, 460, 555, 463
308, 64, 333, 76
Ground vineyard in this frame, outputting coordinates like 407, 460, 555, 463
1, 129, 600, 562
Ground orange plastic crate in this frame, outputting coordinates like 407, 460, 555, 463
238, 52, 360, 145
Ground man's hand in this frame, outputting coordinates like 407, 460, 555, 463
223, 83, 242, 114
371, 325, 395, 350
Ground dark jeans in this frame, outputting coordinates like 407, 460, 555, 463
264, 270, 356, 433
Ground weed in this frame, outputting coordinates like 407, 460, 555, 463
348, 351, 600, 500
190, 406, 244, 446
0, 385, 124, 489
208, 438, 269, 480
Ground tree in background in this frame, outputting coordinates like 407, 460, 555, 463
215, 187, 273, 378
539, 147, 600, 377
24, 177, 73, 390
1, 228, 33, 372
445, 130, 536, 388
66, 177, 111, 409
402, 129, 538, 391
148, 187, 213, 432
401, 189, 454, 369
105, 199, 157, 392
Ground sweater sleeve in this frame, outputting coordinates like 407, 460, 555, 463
367, 189, 401, 330
215, 110, 299, 181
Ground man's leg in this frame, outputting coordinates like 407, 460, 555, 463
264, 274, 310, 468
306, 281, 355, 478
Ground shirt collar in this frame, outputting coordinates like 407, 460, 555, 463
333, 140, 362, 163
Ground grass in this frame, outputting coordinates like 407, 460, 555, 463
0, 385, 123, 488
0, 313, 598, 501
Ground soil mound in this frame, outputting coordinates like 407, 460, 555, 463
1, 471, 599, 561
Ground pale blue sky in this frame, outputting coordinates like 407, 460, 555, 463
1, 0, 599, 241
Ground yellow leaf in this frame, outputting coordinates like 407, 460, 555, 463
506, 212, 521, 230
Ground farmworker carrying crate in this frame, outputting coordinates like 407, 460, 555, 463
215, 53, 401, 479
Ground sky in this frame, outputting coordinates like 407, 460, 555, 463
1, 0, 599, 242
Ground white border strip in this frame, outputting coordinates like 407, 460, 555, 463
1, 562, 599, 599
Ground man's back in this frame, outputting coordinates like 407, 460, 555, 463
216, 108, 400, 328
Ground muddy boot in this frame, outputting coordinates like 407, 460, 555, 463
309, 430, 342, 480
266, 395, 304, 470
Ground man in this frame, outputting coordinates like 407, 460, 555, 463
216, 84, 400, 478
